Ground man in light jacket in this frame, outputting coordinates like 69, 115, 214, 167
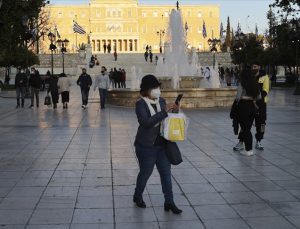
94, 66, 110, 109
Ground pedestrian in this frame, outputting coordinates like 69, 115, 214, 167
233, 66, 260, 156
94, 66, 110, 109
15, 67, 28, 108
145, 45, 149, 52
117, 68, 122, 88
155, 56, 158, 65
133, 74, 182, 214
109, 68, 114, 88
77, 68, 92, 109
254, 64, 270, 151
149, 46, 152, 52
57, 73, 71, 109
114, 50, 118, 61
103, 43, 107, 53
107, 44, 111, 53
204, 67, 211, 80
149, 51, 153, 63
28, 67, 41, 108
112, 68, 118, 88
121, 69, 126, 88
95, 55, 100, 66
225, 68, 231, 86
159, 46, 163, 54
47, 74, 59, 109
144, 51, 148, 62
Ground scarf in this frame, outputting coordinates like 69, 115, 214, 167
142, 97, 161, 127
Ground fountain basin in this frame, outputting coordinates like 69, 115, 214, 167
158, 76, 203, 89
108, 88, 237, 108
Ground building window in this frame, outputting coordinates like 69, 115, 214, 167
142, 26, 147, 33
96, 10, 100, 17
58, 11, 63, 17
197, 11, 202, 17
153, 11, 158, 17
128, 10, 132, 17
142, 11, 147, 17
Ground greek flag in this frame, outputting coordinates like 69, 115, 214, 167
203, 21, 207, 38
220, 22, 224, 38
237, 22, 242, 35
73, 21, 86, 34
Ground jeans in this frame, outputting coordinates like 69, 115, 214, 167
81, 88, 90, 106
134, 144, 173, 204
99, 89, 107, 108
30, 87, 40, 107
255, 101, 267, 142
16, 87, 26, 106
238, 100, 256, 151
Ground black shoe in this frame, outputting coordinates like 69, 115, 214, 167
133, 196, 146, 208
164, 203, 182, 214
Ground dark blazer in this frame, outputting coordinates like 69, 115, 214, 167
134, 98, 168, 147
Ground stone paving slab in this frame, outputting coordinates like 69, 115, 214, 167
0, 87, 299, 229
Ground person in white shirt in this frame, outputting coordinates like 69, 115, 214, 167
94, 66, 110, 109
57, 73, 71, 109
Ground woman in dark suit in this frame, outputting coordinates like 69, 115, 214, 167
133, 74, 182, 214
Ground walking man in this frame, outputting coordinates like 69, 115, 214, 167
77, 68, 92, 109
15, 67, 27, 108
29, 67, 41, 108
144, 51, 149, 62
149, 51, 153, 63
94, 66, 110, 109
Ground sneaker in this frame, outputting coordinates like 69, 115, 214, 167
233, 141, 244, 151
240, 150, 254, 156
255, 141, 264, 151
81, 105, 85, 109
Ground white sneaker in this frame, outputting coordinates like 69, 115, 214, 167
240, 150, 254, 156
255, 141, 264, 151
233, 141, 244, 151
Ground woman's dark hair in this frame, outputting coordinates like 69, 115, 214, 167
240, 66, 259, 98
140, 89, 150, 97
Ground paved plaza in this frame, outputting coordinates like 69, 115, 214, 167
0, 87, 300, 229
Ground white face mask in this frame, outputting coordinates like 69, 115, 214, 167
150, 88, 161, 99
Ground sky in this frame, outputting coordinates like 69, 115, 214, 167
50, 0, 273, 34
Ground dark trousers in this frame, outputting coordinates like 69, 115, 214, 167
81, 88, 90, 106
16, 87, 26, 106
99, 89, 107, 109
30, 87, 39, 107
134, 144, 173, 204
237, 100, 256, 151
121, 81, 126, 88
255, 101, 267, 142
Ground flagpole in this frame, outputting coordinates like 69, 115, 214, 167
75, 15, 78, 53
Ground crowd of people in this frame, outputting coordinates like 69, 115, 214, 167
219, 66, 240, 86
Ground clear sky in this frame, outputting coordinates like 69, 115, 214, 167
50, 0, 272, 34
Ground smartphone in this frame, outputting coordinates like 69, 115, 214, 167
175, 94, 183, 105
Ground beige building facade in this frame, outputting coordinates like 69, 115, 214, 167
45, 0, 220, 53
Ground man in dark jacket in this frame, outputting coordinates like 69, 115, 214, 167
77, 68, 92, 109
15, 67, 28, 108
29, 67, 41, 108
47, 75, 59, 109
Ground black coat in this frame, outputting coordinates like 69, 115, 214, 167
134, 98, 168, 147
15, 72, 28, 88
29, 73, 41, 89
77, 74, 92, 90
48, 76, 59, 103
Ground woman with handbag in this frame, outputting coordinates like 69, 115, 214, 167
57, 73, 71, 109
133, 74, 182, 214
47, 74, 59, 109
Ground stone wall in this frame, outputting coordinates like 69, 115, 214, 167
108, 88, 237, 108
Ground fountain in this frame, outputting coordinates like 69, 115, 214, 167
107, 2, 236, 108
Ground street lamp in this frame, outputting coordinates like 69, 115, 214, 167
208, 38, 221, 69
57, 38, 69, 74
48, 32, 57, 77
157, 29, 165, 54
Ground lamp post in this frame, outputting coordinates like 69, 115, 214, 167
48, 32, 57, 77
57, 38, 69, 74
208, 38, 221, 69
157, 29, 165, 54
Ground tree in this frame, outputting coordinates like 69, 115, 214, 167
221, 17, 231, 52
0, 0, 49, 69
271, 0, 300, 19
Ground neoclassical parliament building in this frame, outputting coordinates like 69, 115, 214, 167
45, 0, 220, 53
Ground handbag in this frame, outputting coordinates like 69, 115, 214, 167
44, 94, 52, 106
161, 113, 188, 141
165, 141, 183, 165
